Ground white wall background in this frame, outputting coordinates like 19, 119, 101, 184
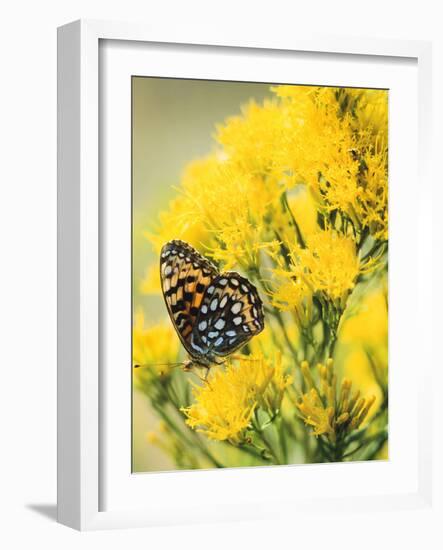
0, 1, 441, 548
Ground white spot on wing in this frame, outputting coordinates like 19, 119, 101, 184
231, 302, 242, 314
191, 341, 205, 353
219, 278, 228, 286
164, 265, 172, 276
233, 316, 242, 326
214, 319, 225, 330
198, 321, 207, 332
210, 298, 218, 311
214, 337, 224, 347
220, 296, 228, 308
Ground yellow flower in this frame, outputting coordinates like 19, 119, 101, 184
274, 86, 360, 209
182, 354, 292, 443
297, 389, 334, 437
132, 309, 180, 379
297, 359, 376, 443
215, 99, 286, 180
352, 89, 388, 140
356, 145, 388, 241
134, 83, 388, 467
299, 230, 360, 303
270, 271, 313, 327
271, 229, 359, 320
180, 155, 280, 270
145, 193, 210, 255
271, 85, 388, 241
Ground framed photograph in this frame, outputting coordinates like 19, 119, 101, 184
57, 19, 433, 530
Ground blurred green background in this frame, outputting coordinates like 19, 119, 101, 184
132, 77, 273, 472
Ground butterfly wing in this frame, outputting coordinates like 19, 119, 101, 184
160, 240, 217, 357
192, 272, 265, 359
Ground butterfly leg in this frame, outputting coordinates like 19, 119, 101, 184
196, 365, 214, 389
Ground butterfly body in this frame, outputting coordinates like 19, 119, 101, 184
160, 240, 264, 369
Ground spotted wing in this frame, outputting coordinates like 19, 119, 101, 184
191, 272, 265, 358
160, 240, 218, 355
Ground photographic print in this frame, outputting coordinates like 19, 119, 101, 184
132, 77, 388, 472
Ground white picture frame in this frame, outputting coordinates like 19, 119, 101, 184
57, 19, 434, 531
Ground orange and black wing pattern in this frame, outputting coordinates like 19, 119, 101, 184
160, 240, 217, 357
160, 240, 265, 365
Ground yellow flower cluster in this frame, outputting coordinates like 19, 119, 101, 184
134, 82, 389, 469
299, 230, 360, 302
147, 154, 280, 270
271, 228, 360, 320
182, 354, 292, 443
273, 86, 388, 241
147, 85, 387, 276
297, 359, 376, 443
270, 273, 313, 326
132, 310, 180, 380
215, 99, 287, 182
145, 193, 209, 256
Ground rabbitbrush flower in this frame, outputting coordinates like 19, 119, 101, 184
181, 354, 292, 444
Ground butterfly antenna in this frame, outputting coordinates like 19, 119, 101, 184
133, 362, 185, 370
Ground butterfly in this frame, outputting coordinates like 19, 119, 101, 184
160, 240, 265, 371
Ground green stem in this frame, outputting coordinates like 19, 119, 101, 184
152, 400, 224, 468
361, 239, 387, 263
238, 441, 273, 463
259, 430, 282, 465
272, 309, 299, 366
342, 431, 388, 460
252, 412, 282, 465
278, 417, 289, 463
249, 264, 299, 366
281, 191, 306, 248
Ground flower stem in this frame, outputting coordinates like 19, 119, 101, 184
271, 309, 299, 366
252, 411, 282, 465
152, 399, 224, 468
